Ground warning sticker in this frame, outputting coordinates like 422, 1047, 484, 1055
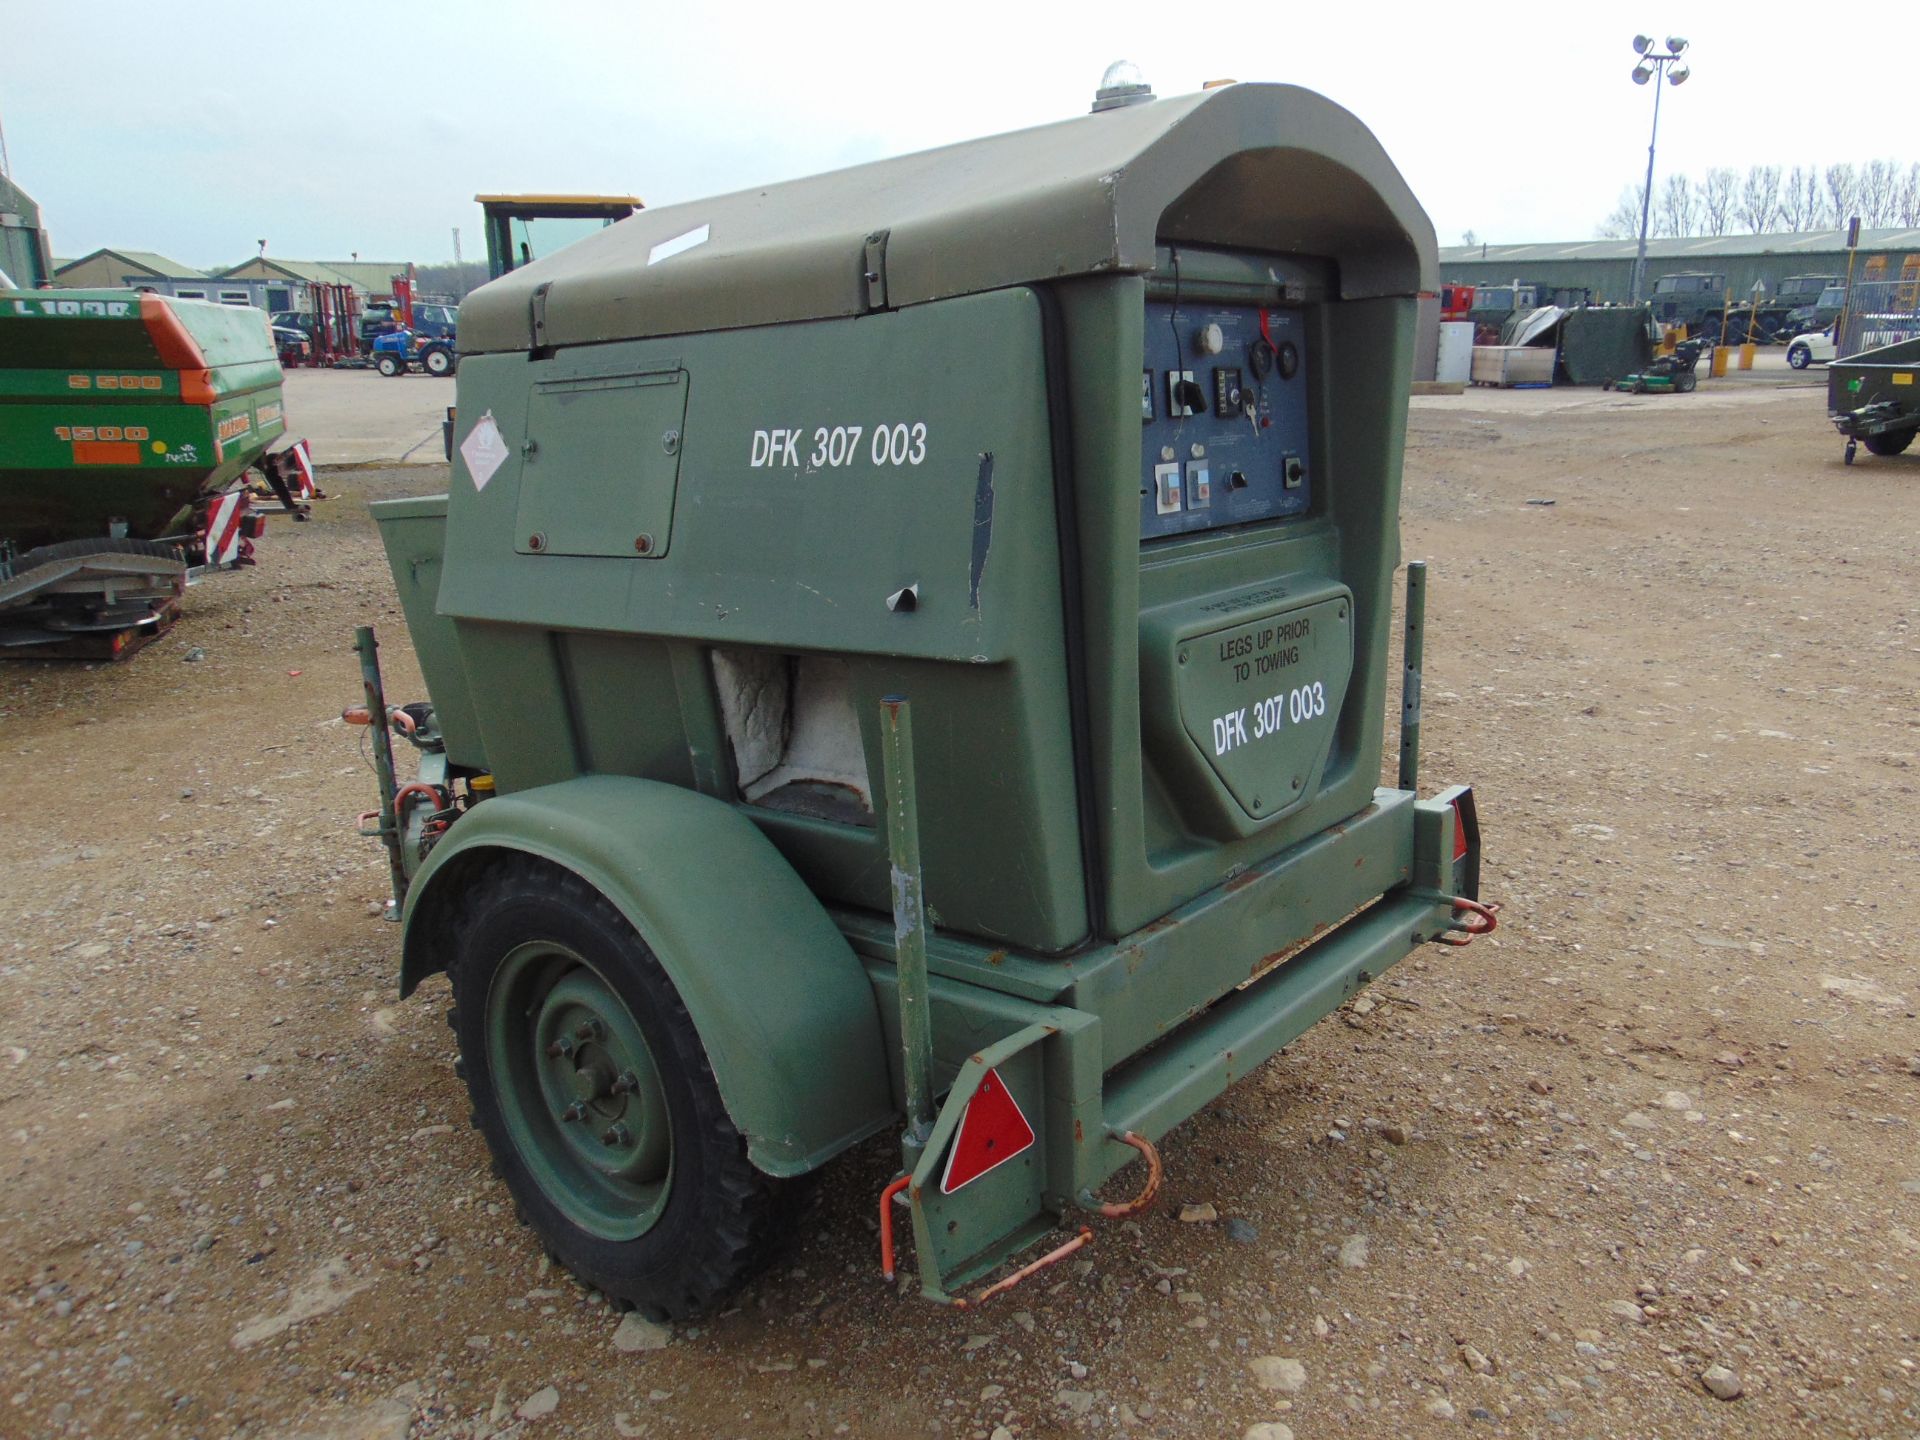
460, 411, 508, 491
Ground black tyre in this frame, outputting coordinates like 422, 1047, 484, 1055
376, 353, 403, 377
12, 536, 185, 573
1864, 427, 1916, 457
1675, 371, 1697, 394
447, 856, 786, 1320
1787, 343, 1811, 370
423, 346, 455, 377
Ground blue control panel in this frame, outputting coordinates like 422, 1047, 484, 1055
1139, 300, 1311, 541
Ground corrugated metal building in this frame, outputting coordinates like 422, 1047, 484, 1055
1440, 227, 1920, 302
52, 247, 205, 289
216, 257, 410, 308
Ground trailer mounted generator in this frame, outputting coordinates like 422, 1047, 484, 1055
351, 76, 1490, 1317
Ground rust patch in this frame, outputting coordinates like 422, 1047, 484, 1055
984, 949, 1006, 967
1224, 870, 1261, 893
1074, 1119, 1085, 1144
1140, 914, 1180, 935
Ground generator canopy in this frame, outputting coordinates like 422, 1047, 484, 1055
457, 83, 1437, 355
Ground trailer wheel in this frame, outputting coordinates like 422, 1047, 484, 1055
447, 855, 786, 1320
1863, 427, 1916, 457
423, 346, 455, 377
375, 353, 404, 377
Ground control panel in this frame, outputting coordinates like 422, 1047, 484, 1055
1139, 300, 1311, 540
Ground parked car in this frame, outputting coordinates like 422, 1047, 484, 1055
1786, 328, 1836, 369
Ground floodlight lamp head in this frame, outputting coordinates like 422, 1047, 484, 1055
1665, 36, 1688, 54
1633, 34, 1654, 54
1632, 61, 1654, 84
1668, 61, 1690, 85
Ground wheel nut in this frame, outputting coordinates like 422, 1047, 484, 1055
560, 1101, 589, 1123
546, 1036, 575, 1059
611, 1070, 639, 1096
574, 1019, 606, 1043
600, 1123, 631, 1147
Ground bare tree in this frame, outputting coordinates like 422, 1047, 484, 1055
1657, 173, 1700, 237
1598, 186, 1643, 239
1781, 166, 1822, 230
1900, 163, 1920, 226
1701, 167, 1738, 235
1737, 164, 1782, 233
1824, 162, 1860, 226
1461, 229, 1479, 248
1858, 158, 1898, 225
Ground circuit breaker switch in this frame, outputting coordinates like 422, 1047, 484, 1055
1153, 461, 1183, 515
1186, 460, 1212, 508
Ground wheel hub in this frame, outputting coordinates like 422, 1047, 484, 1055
485, 941, 674, 1240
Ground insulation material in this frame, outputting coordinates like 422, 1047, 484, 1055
711, 648, 792, 791
711, 650, 872, 815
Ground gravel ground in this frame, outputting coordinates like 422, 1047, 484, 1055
1, 380, 1916, 1440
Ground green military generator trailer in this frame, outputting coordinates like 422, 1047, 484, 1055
0, 290, 316, 658
353, 77, 1490, 1317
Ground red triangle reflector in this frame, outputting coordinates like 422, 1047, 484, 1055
940, 1067, 1037, 1194
1451, 801, 1469, 861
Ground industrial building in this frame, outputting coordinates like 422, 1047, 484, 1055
41, 249, 411, 316
215, 256, 410, 308
50, 246, 205, 289
1439, 226, 1920, 304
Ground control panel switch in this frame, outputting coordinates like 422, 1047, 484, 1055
1153, 461, 1183, 515
1186, 460, 1212, 509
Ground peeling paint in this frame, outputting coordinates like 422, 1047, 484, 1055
968, 452, 996, 609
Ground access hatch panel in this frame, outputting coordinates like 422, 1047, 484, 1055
1175, 593, 1353, 821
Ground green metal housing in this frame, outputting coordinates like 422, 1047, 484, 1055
376, 82, 1483, 1299
0, 290, 287, 548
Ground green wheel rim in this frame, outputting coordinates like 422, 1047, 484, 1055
485, 940, 673, 1240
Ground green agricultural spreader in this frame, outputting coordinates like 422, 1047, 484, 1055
0, 290, 316, 658
350, 78, 1492, 1318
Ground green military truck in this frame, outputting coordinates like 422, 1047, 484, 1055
353, 78, 1490, 1317
0, 290, 315, 658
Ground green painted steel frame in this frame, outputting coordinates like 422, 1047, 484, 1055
862, 787, 1473, 1297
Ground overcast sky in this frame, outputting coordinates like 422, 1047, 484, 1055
5, 0, 1907, 270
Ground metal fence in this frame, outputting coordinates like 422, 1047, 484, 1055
1837, 278, 1920, 357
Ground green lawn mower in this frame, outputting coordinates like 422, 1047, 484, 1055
1604, 337, 1704, 395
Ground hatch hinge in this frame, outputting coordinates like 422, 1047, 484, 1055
529, 281, 552, 350
863, 231, 890, 312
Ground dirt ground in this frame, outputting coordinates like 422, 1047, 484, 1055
2, 375, 1916, 1440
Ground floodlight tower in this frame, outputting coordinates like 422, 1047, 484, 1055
1627, 35, 1692, 305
